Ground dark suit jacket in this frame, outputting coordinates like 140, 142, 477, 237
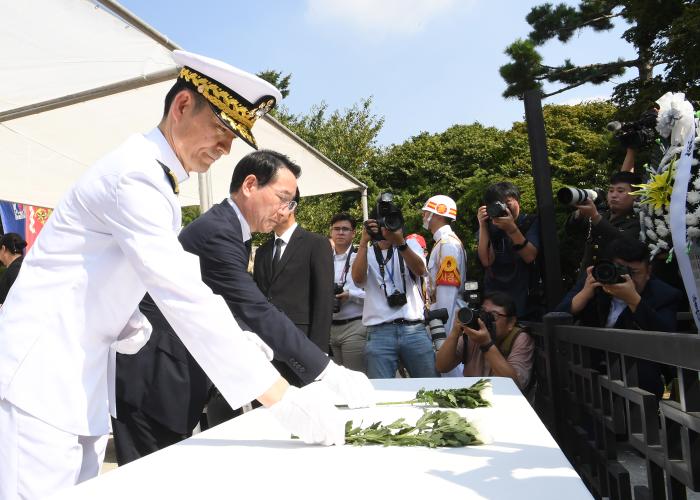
253, 225, 334, 357
556, 276, 682, 333
556, 277, 682, 397
116, 200, 331, 434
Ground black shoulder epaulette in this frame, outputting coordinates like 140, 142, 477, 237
157, 160, 179, 195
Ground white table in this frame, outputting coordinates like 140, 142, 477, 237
51, 377, 592, 499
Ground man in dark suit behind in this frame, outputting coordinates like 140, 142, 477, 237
556, 238, 683, 398
253, 189, 334, 385
113, 151, 373, 465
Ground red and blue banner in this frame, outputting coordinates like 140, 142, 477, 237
0, 201, 52, 252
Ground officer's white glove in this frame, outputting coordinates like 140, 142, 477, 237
268, 383, 345, 446
317, 361, 376, 408
241, 330, 274, 362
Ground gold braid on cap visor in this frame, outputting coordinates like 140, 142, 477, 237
179, 67, 276, 148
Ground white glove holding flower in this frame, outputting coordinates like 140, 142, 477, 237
317, 361, 376, 408
268, 383, 345, 446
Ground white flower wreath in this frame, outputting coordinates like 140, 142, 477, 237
633, 92, 700, 260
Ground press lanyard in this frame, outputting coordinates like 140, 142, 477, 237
372, 244, 407, 298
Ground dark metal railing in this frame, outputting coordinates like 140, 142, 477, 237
526, 313, 700, 500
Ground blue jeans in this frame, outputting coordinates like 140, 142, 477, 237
365, 322, 439, 379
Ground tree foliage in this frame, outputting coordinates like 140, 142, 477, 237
500, 0, 699, 116
256, 69, 292, 99
365, 100, 622, 283
279, 98, 385, 237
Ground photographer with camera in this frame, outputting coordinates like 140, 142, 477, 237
477, 182, 541, 320
329, 213, 367, 373
421, 195, 467, 377
565, 171, 641, 281
556, 238, 682, 398
352, 194, 438, 379
435, 291, 534, 391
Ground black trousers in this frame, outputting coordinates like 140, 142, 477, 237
111, 399, 189, 466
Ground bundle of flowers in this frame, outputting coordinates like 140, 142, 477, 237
633, 92, 700, 260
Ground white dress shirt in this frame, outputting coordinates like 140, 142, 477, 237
0, 128, 278, 436
333, 247, 365, 320
360, 239, 426, 326
272, 222, 298, 262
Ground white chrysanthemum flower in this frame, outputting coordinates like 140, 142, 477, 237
655, 207, 665, 217
658, 240, 669, 250
656, 225, 670, 238
693, 177, 700, 190
688, 190, 700, 205
665, 213, 672, 225
646, 229, 658, 241
687, 213, 699, 227
688, 227, 700, 240
644, 216, 654, 228
478, 381, 493, 403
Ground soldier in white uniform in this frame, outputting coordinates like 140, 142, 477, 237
0, 51, 350, 500
422, 195, 467, 377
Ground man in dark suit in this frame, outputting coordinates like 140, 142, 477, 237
556, 238, 683, 397
113, 151, 374, 465
253, 189, 334, 385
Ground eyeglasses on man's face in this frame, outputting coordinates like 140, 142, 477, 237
331, 226, 354, 233
270, 189, 297, 212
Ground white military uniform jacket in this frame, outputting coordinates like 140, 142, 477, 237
0, 129, 278, 436
427, 225, 467, 334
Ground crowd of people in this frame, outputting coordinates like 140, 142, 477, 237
0, 47, 691, 500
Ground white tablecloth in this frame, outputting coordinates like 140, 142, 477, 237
51, 377, 592, 499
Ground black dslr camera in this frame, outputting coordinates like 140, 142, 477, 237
591, 260, 631, 285
607, 108, 658, 150
333, 283, 344, 313
386, 290, 408, 308
425, 307, 449, 350
365, 192, 404, 241
486, 200, 508, 218
456, 280, 495, 337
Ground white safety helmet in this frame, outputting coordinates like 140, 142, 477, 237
422, 195, 457, 220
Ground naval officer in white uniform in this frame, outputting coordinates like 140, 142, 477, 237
0, 50, 346, 500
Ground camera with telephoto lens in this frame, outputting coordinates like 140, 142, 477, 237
386, 290, 408, 308
591, 259, 632, 285
425, 308, 449, 351
557, 187, 600, 206
365, 192, 405, 242
486, 200, 508, 218
457, 307, 496, 337
333, 283, 344, 313
607, 108, 658, 150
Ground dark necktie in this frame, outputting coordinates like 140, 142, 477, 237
272, 238, 284, 274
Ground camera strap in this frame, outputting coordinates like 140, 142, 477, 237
372, 244, 407, 298
337, 245, 355, 287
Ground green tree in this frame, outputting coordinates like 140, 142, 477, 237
365, 101, 621, 285
500, 1, 699, 115
256, 70, 292, 99
279, 98, 385, 237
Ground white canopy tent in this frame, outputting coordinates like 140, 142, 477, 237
0, 0, 367, 214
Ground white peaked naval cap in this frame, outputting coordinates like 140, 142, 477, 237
172, 50, 283, 149
423, 195, 457, 219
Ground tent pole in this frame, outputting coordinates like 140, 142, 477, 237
95, 0, 180, 50
0, 69, 178, 123
198, 172, 213, 213
361, 188, 368, 220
